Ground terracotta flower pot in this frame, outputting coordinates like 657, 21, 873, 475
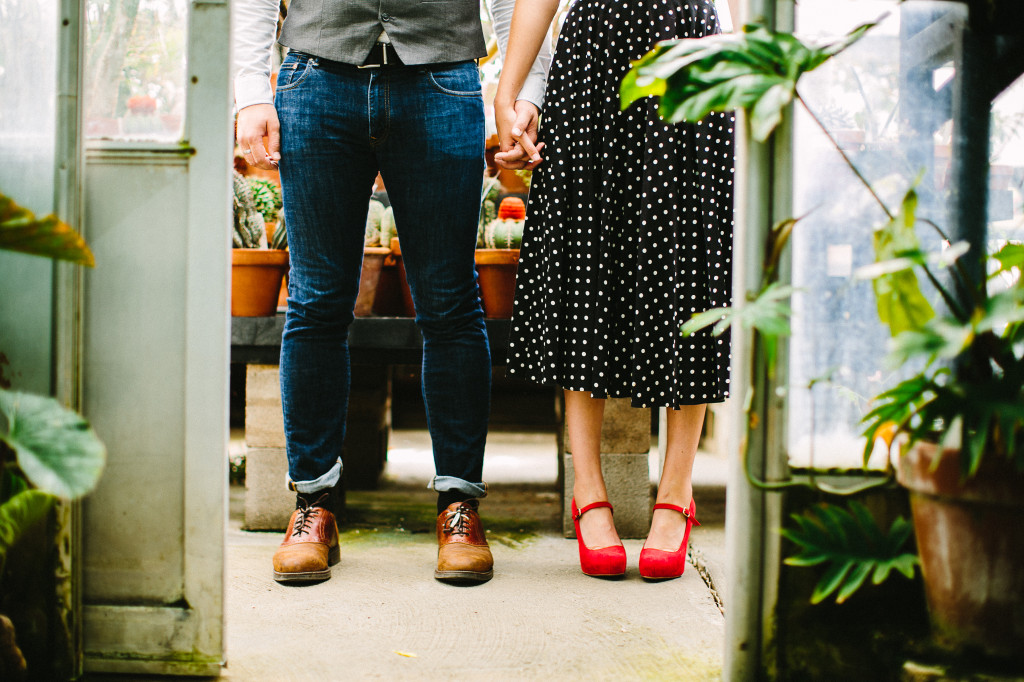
354, 246, 391, 317
277, 269, 289, 309
231, 249, 289, 317
475, 248, 520, 318
371, 238, 415, 317
897, 442, 1024, 662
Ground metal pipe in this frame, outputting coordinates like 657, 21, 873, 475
723, 0, 793, 679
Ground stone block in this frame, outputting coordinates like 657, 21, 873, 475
562, 452, 652, 539
245, 365, 284, 449
243, 446, 293, 530
564, 397, 650, 455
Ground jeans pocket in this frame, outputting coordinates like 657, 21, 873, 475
426, 63, 481, 97
276, 54, 318, 92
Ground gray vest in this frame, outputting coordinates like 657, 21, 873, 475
278, 0, 488, 66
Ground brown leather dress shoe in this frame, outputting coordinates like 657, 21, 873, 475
435, 499, 493, 584
272, 501, 340, 583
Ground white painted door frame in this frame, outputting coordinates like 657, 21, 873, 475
80, 0, 232, 675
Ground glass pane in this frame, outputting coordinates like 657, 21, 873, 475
0, 0, 58, 394
989, 76, 1024, 248
787, 1, 965, 469
0, 0, 58, 207
84, 0, 188, 141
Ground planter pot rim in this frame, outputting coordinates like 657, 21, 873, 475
475, 248, 520, 265
232, 248, 289, 265
898, 441, 1023, 506
364, 246, 391, 256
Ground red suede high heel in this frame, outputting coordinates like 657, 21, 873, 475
638, 499, 700, 580
571, 498, 627, 577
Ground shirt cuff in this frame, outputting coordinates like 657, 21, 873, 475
517, 77, 546, 112
234, 73, 275, 112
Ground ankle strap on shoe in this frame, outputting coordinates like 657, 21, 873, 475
574, 500, 614, 520
653, 502, 701, 526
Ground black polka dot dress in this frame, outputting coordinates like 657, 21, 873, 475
506, 0, 735, 408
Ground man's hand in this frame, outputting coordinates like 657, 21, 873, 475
236, 103, 281, 170
494, 99, 543, 170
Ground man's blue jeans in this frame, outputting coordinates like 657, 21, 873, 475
275, 53, 490, 501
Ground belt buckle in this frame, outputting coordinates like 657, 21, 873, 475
358, 42, 389, 69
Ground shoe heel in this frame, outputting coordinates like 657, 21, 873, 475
328, 543, 341, 567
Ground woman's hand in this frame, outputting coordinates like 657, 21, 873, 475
494, 99, 544, 170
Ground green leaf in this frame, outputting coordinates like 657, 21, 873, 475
0, 489, 55, 572
682, 283, 794, 337
749, 82, 794, 142
781, 501, 919, 604
991, 243, 1024, 275
885, 319, 972, 366
811, 560, 854, 604
836, 561, 874, 603
622, 22, 877, 140
869, 188, 935, 336
0, 191, 95, 266
0, 389, 106, 499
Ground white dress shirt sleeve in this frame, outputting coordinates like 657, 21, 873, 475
487, 0, 552, 111
232, 0, 280, 111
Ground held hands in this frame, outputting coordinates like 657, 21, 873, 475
494, 99, 544, 171
236, 103, 282, 170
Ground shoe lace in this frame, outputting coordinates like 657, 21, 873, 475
442, 504, 473, 536
292, 493, 329, 537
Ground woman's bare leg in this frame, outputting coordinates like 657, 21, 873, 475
565, 390, 621, 548
646, 404, 706, 550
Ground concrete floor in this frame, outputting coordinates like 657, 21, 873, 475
222, 430, 727, 681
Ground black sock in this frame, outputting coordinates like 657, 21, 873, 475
437, 490, 473, 514
297, 488, 333, 511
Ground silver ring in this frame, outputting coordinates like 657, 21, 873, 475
244, 148, 252, 154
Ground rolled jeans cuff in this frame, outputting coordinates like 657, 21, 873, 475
288, 459, 342, 493
429, 476, 487, 499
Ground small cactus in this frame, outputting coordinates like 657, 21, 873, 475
248, 178, 282, 225
482, 218, 524, 249
365, 199, 386, 246
269, 218, 288, 249
482, 199, 497, 226
380, 206, 397, 247
232, 171, 267, 248
478, 199, 497, 246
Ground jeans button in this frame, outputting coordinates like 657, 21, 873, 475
381, 12, 392, 21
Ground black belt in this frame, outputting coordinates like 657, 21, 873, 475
359, 42, 403, 68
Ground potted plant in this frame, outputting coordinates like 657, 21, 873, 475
231, 171, 289, 317
0, 191, 107, 680
476, 178, 527, 319
358, 198, 396, 317
625, 20, 1024, 664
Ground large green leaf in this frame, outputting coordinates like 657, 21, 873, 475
860, 372, 939, 464
869, 188, 935, 336
885, 319, 973, 367
682, 282, 794, 373
622, 22, 877, 142
0, 489, 55, 573
0, 191, 95, 266
682, 282, 794, 338
0, 389, 105, 499
780, 501, 919, 604
991, 243, 1024, 277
